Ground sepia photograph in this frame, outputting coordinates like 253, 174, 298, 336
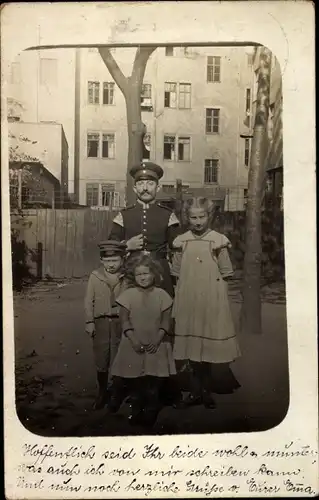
2, 2, 317, 499
9, 41, 288, 438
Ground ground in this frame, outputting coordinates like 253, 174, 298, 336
14, 277, 288, 437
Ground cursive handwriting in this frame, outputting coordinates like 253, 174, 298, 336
23, 444, 95, 465
16, 440, 318, 497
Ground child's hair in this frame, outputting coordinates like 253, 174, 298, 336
124, 253, 164, 287
182, 197, 215, 226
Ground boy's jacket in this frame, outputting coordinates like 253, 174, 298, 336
84, 267, 127, 323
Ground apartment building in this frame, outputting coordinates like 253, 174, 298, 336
7, 48, 75, 195
251, 48, 283, 210
77, 46, 255, 210
7, 45, 256, 210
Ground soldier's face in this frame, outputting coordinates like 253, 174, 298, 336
133, 179, 159, 203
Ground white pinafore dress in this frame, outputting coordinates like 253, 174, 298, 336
172, 230, 241, 364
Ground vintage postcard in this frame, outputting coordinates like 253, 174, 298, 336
1, 1, 318, 498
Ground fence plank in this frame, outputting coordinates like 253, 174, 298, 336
72, 210, 85, 278
54, 210, 68, 278
37, 210, 47, 278
44, 210, 56, 278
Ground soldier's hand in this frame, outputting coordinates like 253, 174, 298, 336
85, 323, 95, 338
126, 234, 144, 251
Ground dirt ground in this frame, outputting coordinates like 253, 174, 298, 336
13, 278, 289, 437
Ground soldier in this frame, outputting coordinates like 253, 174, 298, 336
109, 161, 181, 407
108, 161, 180, 297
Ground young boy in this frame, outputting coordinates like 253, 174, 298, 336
85, 240, 127, 410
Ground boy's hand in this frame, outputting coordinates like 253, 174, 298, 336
85, 323, 95, 338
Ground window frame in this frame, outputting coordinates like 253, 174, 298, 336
102, 82, 115, 105
207, 56, 221, 83
142, 133, 151, 160
204, 158, 219, 184
101, 183, 115, 207
88, 81, 100, 105
86, 183, 99, 206
178, 83, 192, 109
164, 82, 177, 109
206, 107, 221, 134
163, 134, 176, 161
177, 136, 191, 162
101, 132, 116, 159
87, 131, 100, 158
244, 138, 250, 167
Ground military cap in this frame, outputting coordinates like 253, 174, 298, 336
130, 161, 164, 181
98, 240, 127, 257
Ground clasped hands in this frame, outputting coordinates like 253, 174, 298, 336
128, 334, 163, 354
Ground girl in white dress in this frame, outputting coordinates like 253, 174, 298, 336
171, 197, 241, 409
108, 253, 176, 426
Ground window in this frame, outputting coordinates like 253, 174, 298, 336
87, 132, 99, 157
102, 133, 115, 159
86, 183, 99, 206
178, 137, 191, 161
88, 81, 100, 104
164, 82, 177, 108
103, 82, 114, 105
244, 138, 250, 166
204, 159, 219, 184
141, 84, 152, 110
40, 58, 57, 86
141, 84, 152, 99
143, 133, 151, 160
163, 135, 176, 160
101, 184, 115, 207
162, 184, 175, 193
10, 62, 21, 84
206, 108, 220, 133
245, 88, 251, 127
207, 56, 221, 83
165, 46, 174, 57
179, 83, 191, 109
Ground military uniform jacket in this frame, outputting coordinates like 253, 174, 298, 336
108, 201, 180, 255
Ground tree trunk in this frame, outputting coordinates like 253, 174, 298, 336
240, 47, 272, 335
98, 46, 156, 205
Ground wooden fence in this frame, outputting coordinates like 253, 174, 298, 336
11, 208, 284, 281
11, 209, 116, 279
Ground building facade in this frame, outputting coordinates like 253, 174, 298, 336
77, 46, 255, 210
7, 45, 256, 210
9, 121, 69, 206
251, 48, 283, 210
7, 48, 75, 195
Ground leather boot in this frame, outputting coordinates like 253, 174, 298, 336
94, 371, 109, 410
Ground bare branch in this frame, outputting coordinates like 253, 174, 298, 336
131, 46, 157, 84
98, 47, 128, 95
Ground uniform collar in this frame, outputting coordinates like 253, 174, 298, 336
136, 199, 156, 209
